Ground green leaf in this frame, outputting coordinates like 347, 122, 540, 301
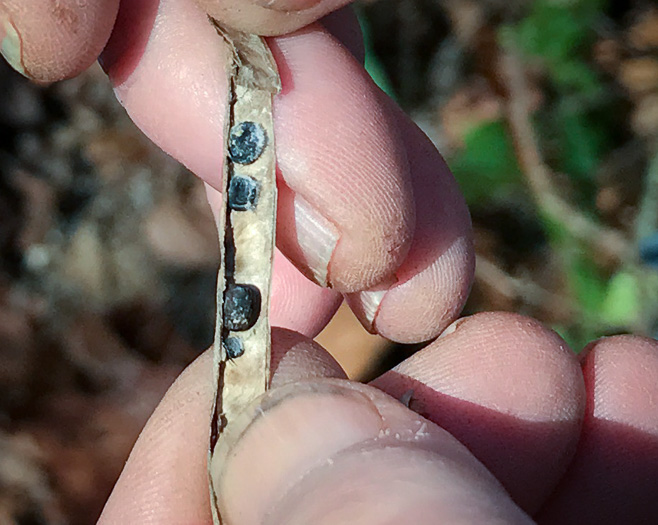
357, 11, 396, 98
556, 108, 609, 183
514, 2, 589, 62
364, 54, 395, 98
549, 60, 603, 95
601, 272, 641, 326
538, 211, 571, 244
502, 0, 607, 97
448, 120, 523, 205
567, 251, 607, 317
552, 324, 589, 353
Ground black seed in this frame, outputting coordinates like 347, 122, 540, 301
223, 284, 261, 331
228, 175, 259, 211
224, 336, 245, 359
228, 121, 267, 165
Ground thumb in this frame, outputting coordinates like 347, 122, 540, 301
0, 0, 352, 83
194, 0, 355, 36
0, 0, 120, 82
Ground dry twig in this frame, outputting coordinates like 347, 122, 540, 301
500, 47, 631, 263
475, 254, 575, 314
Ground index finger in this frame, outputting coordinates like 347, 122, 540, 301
0, 0, 120, 81
99, 333, 532, 525
98, 330, 347, 524
194, 0, 353, 36
0, 0, 354, 82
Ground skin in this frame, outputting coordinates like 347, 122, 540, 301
1, 1, 657, 523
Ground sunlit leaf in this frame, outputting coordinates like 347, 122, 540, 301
357, 11, 396, 98
601, 271, 641, 326
448, 120, 523, 204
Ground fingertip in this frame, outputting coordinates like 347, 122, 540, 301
272, 28, 415, 292
537, 335, 658, 524
348, 234, 473, 342
108, 13, 412, 296
212, 380, 386, 525
346, 108, 475, 343
108, 0, 232, 187
1, 0, 120, 82
193, 0, 353, 36
374, 312, 585, 513
581, 335, 658, 433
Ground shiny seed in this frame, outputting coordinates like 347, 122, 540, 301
228, 122, 267, 165
223, 284, 261, 331
224, 336, 245, 359
228, 175, 259, 211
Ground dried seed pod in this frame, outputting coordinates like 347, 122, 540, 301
208, 24, 281, 525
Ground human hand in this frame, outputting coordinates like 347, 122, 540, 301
2, 0, 474, 342
3, 2, 657, 524
97, 321, 658, 524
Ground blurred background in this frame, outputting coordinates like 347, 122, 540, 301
1, 0, 657, 523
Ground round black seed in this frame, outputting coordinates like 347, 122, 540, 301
228, 121, 267, 165
224, 336, 245, 359
228, 175, 259, 211
223, 284, 261, 331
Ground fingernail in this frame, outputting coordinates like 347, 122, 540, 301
0, 14, 25, 76
293, 196, 338, 287
255, 0, 323, 13
438, 318, 464, 339
358, 289, 387, 327
211, 380, 384, 525
346, 275, 397, 332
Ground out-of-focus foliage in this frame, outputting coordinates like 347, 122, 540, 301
601, 271, 641, 325
361, 0, 658, 350
498, 0, 653, 348
358, 10, 397, 98
508, 0, 605, 92
449, 120, 522, 204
